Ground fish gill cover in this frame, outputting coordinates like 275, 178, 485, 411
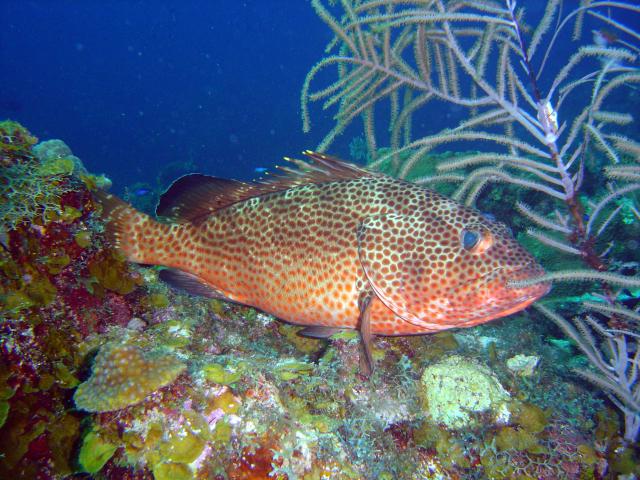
1, 1, 640, 479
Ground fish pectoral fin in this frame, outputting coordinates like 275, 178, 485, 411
159, 268, 225, 299
297, 326, 344, 339
357, 291, 375, 377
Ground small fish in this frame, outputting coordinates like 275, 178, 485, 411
133, 187, 152, 196
253, 167, 269, 174
95, 152, 550, 373
592, 29, 626, 69
593, 29, 618, 48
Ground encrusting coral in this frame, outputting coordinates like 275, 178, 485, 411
420, 355, 510, 429
74, 343, 186, 412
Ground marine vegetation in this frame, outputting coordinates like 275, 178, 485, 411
303, 0, 640, 456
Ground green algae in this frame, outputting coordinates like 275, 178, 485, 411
510, 402, 548, 434
48, 414, 81, 476
36, 157, 75, 176
42, 252, 71, 275
159, 429, 206, 464
436, 432, 470, 468
147, 292, 169, 308
1, 419, 46, 470
88, 252, 140, 296
203, 363, 243, 385
74, 230, 92, 248
23, 273, 57, 307
78, 430, 118, 473
53, 362, 80, 389
152, 461, 192, 480
212, 420, 232, 444
212, 390, 241, 414
0, 401, 8, 429
148, 319, 194, 348
494, 426, 545, 454
59, 205, 82, 223
274, 360, 315, 381
277, 324, 324, 354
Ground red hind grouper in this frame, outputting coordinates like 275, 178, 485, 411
96, 152, 550, 372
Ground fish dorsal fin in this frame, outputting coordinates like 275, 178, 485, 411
268, 151, 375, 187
156, 174, 248, 223
357, 213, 450, 332
156, 152, 376, 224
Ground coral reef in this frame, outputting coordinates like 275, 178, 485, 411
0, 124, 626, 479
0, 118, 619, 477
420, 355, 510, 429
0, 120, 37, 166
74, 343, 186, 412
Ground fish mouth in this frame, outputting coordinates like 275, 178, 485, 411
496, 262, 551, 310
469, 261, 549, 294
505, 262, 552, 299
450, 262, 551, 326
395, 262, 551, 331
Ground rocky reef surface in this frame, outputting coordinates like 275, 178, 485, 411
0, 122, 636, 479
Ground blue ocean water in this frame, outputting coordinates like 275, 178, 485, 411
5, 1, 634, 194
0, 1, 334, 190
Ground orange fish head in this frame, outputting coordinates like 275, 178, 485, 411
358, 204, 551, 332
433, 229, 551, 328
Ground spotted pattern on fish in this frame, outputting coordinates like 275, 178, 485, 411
96, 152, 549, 338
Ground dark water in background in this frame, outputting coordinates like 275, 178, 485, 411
0, 1, 332, 190
1, 1, 638, 193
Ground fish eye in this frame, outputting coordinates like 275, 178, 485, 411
460, 227, 493, 254
462, 230, 480, 250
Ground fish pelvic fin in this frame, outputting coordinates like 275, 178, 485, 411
93, 190, 187, 266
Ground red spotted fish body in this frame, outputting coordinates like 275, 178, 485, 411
98, 152, 549, 345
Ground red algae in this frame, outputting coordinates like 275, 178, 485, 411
227, 444, 286, 480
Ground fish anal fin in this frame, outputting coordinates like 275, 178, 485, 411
159, 268, 226, 299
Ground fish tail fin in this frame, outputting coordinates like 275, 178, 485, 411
93, 190, 182, 265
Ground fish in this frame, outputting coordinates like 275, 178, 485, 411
593, 29, 618, 48
95, 151, 550, 373
133, 187, 152, 196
